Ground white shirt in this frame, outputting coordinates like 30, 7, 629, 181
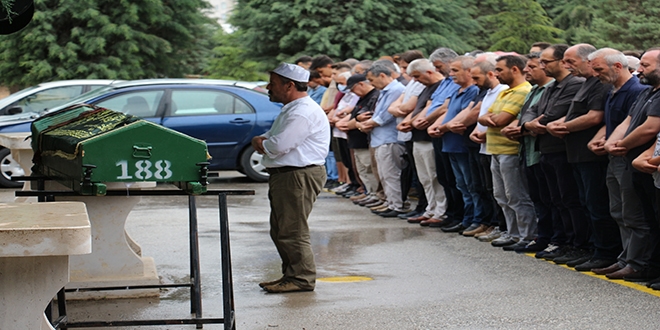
262, 96, 330, 168
332, 92, 359, 139
397, 80, 425, 142
477, 83, 509, 154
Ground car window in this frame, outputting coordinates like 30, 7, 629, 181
170, 90, 251, 116
95, 90, 164, 117
234, 97, 254, 114
15, 85, 85, 112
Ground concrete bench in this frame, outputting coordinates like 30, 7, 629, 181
0, 202, 91, 330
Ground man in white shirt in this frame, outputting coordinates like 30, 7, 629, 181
252, 63, 330, 293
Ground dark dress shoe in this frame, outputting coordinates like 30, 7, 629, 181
574, 259, 617, 272
650, 282, 660, 290
623, 268, 660, 282
379, 210, 402, 218
592, 263, 622, 275
441, 223, 466, 233
606, 265, 636, 279
503, 241, 529, 251
429, 219, 451, 228
398, 210, 421, 219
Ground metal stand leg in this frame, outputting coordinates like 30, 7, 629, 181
218, 194, 236, 330
188, 195, 203, 329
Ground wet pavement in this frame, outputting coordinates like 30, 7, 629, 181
3, 171, 660, 329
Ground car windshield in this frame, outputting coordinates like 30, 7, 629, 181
34, 85, 116, 116
0, 85, 41, 109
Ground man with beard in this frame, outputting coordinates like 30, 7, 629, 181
600, 48, 660, 280
252, 63, 330, 293
478, 55, 537, 248
587, 48, 649, 275
500, 52, 556, 253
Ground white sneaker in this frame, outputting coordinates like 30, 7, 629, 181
478, 227, 502, 242
331, 183, 350, 193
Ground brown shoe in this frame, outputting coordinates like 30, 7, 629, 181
264, 280, 314, 293
474, 226, 494, 239
592, 263, 622, 275
606, 265, 636, 279
407, 216, 430, 224
463, 224, 489, 237
350, 193, 368, 201
259, 277, 284, 289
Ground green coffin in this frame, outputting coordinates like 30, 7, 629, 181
31, 105, 210, 195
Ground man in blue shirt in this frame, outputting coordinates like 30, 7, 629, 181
307, 70, 327, 105
357, 62, 406, 217
428, 56, 482, 233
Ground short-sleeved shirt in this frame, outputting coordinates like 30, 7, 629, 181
410, 81, 441, 142
604, 75, 649, 138
518, 80, 554, 166
463, 87, 488, 149
442, 85, 480, 153
308, 85, 327, 105
370, 79, 405, 147
652, 132, 660, 188
348, 88, 380, 149
478, 84, 509, 154
564, 76, 611, 163
426, 77, 460, 116
520, 74, 585, 154
486, 81, 532, 155
397, 80, 426, 142
624, 87, 660, 161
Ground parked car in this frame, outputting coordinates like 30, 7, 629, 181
0, 79, 282, 187
0, 79, 121, 115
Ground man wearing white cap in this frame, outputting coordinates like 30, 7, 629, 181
252, 63, 330, 293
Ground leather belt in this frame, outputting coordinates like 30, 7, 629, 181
266, 165, 319, 174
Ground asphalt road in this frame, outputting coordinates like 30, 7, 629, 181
3, 171, 660, 329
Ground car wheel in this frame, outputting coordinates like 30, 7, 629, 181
0, 148, 25, 188
240, 146, 269, 182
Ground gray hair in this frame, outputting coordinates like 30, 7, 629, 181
407, 58, 435, 75
453, 55, 475, 69
573, 43, 597, 60
588, 48, 629, 68
429, 47, 458, 64
626, 56, 639, 71
367, 62, 393, 77
475, 52, 499, 66
473, 61, 496, 74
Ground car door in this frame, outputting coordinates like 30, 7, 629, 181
93, 89, 166, 124
160, 88, 256, 169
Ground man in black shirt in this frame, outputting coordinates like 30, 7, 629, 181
602, 48, 660, 281
546, 44, 619, 269
336, 74, 381, 206
397, 58, 451, 227
520, 44, 586, 261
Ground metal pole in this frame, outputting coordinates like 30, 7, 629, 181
188, 195, 203, 328
218, 194, 235, 330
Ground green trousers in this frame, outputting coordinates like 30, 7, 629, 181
268, 165, 326, 289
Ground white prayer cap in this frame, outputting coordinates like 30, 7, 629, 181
271, 63, 310, 83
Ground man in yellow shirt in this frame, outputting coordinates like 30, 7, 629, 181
478, 55, 537, 249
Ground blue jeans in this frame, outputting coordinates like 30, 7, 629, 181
448, 152, 486, 227
325, 151, 338, 181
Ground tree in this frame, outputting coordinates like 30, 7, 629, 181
205, 30, 268, 81
229, 0, 480, 66
482, 0, 562, 54
0, 0, 217, 87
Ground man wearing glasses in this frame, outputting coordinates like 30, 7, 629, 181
520, 44, 586, 262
